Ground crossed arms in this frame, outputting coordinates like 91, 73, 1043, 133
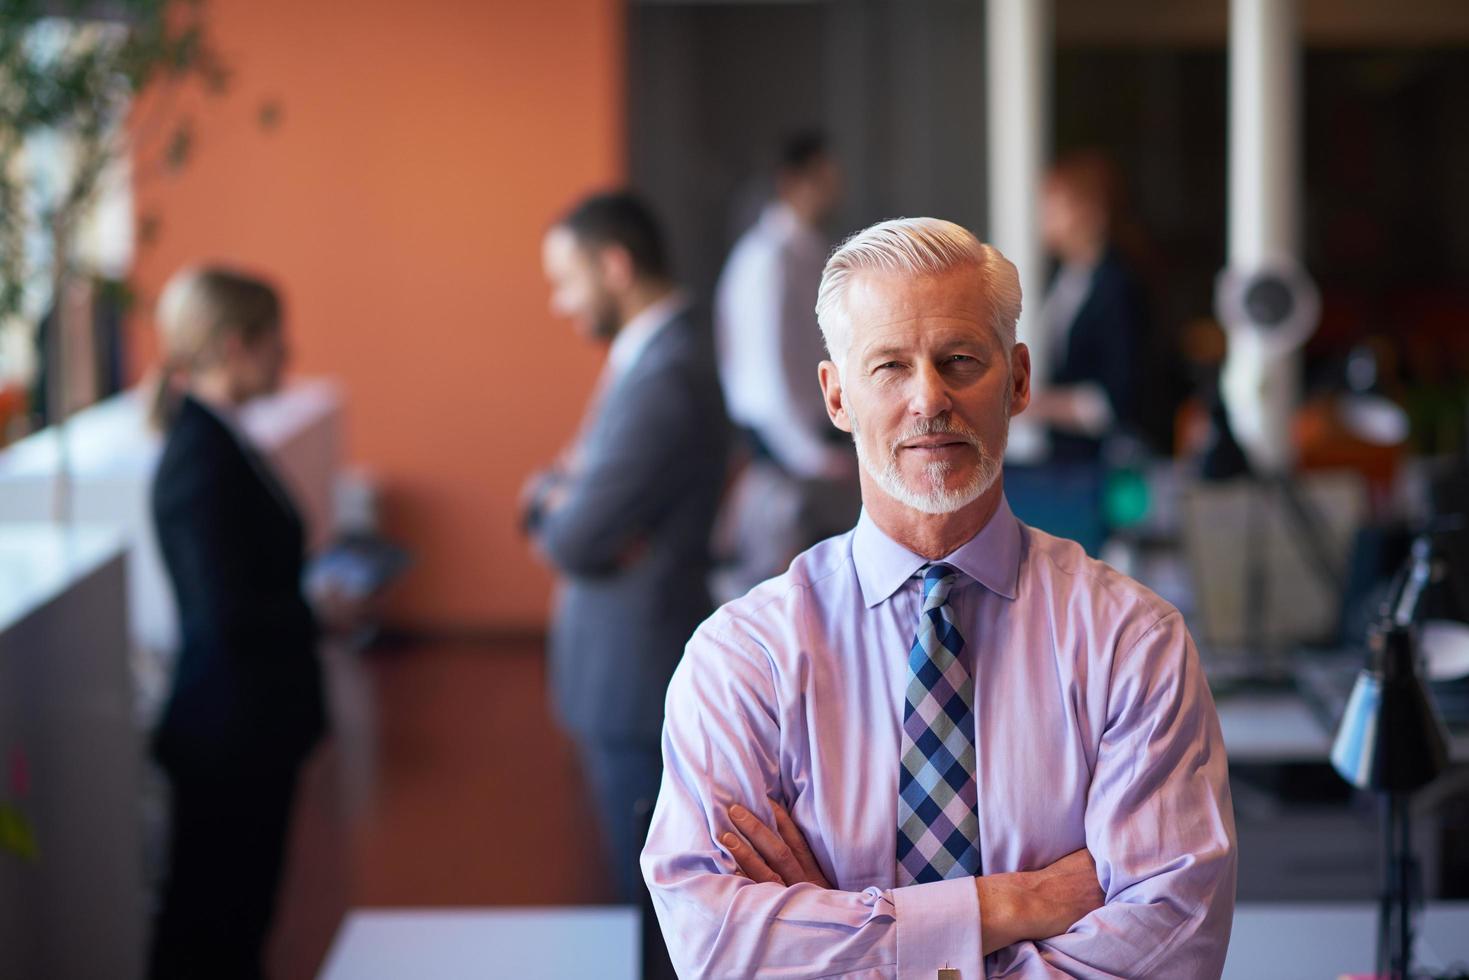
641, 613, 1237, 979
722, 800, 1104, 958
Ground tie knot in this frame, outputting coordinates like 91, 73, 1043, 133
921, 562, 959, 607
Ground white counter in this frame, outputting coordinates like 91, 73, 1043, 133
0, 378, 344, 660
0, 524, 143, 980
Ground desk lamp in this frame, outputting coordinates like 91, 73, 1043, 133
1331, 531, 1455, 980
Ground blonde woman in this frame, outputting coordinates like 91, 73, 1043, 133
146, 266, 324, 980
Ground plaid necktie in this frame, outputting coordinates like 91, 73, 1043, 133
896, 563, 982, 886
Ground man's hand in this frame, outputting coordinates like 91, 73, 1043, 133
519, 467, 571, 534
518, 469, 552, 531
976, 848, 1105, 955
721, 801, 832, 888
719, 804, 1101, 956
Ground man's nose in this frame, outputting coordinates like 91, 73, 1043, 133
908, 362, 952, 418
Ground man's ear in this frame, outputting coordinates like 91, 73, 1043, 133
598, 244, 636, 292
819, 360, 851, 433
1009, 342, 1032, 415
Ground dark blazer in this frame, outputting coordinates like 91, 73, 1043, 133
1048, 248, 1149, 462
532, 307, 730, 744
151, 395, 325, 774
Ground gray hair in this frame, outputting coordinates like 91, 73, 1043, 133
814, 217, 1022, 365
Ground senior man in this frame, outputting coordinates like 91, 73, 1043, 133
642, 218, 1236, 978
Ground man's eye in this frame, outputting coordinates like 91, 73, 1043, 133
875, 361, 902, 372
946, 355, 975, 364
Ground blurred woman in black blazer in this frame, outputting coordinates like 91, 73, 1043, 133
1030, 150, 1159, 461
147, 267, 325, 980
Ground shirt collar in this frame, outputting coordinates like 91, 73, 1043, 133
851, 494, 1021, 608
607, 290, 687, 378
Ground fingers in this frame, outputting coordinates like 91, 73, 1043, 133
722, 801, 833, 889
729, 804, 807, 886
769, 800, 830, 888
721, 829, 782, 885
731, 805, 805, 887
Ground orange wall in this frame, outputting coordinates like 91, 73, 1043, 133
129, 0, 624, 629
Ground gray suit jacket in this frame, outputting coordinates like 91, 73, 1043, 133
533, 307, 730, 743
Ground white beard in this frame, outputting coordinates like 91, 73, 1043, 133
851, 409, 1006, 516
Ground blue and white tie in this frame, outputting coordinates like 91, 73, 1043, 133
896, 563, 981, 886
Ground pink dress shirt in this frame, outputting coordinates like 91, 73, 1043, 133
642, 496, 1236, 978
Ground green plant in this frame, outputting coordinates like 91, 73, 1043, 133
0, 0, 224, 329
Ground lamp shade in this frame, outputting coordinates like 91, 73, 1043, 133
1331, 624, 1450, 792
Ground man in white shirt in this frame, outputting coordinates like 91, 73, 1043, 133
715, 131, 859, 598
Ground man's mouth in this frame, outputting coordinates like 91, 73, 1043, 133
901, 436, 971, 451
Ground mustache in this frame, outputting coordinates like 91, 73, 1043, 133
888, 415, 982, 454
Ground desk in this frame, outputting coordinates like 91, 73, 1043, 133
319, 907, 639, 980
1216, 686, 1469, 901
1224, 902, 1469, 979
1216, 690, 1334, 763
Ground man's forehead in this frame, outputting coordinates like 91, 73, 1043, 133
844, 269, 995, 340
543, 226, 592, 266
542, 226, 573, 256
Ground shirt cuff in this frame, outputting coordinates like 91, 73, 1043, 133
892, 876, 983, 980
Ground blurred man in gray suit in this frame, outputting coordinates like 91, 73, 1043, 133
525, 192, 729, 902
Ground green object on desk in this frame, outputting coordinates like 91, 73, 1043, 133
1103, 467, 1150, 528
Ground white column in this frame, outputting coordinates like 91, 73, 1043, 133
1229, 0, 1299, 266
986, 0, 1051, 462
1221, 0, 1306, 473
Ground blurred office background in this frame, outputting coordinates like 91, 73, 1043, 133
1, 1, 1468, 978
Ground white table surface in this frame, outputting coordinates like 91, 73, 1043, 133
0, 523, 125, 630
1224, 902, 1469, 979
318, 907, 639, 980
1215, 690, 1335, 763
